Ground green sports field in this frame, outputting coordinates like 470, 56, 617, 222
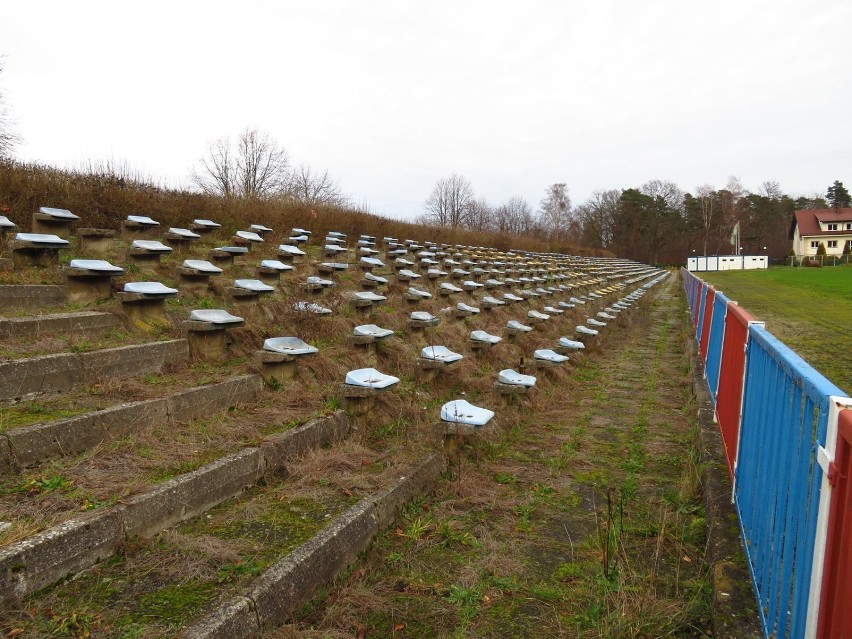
698, 265, 852, 396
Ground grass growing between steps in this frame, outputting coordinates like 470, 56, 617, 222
0, 391, 326, 546
0, 360, 248, 433
0, 326, 146, 360
0, 439, 427, 638
286, 277, 712, 639
0, 401, 97, 431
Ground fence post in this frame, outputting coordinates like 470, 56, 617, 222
810, 398, 852, 638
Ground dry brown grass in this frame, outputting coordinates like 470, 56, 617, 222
0, 159, 612, 258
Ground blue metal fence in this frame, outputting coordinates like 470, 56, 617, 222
704, 290, 728, 402
695, 282, 707, 339
735, 326, 846, 639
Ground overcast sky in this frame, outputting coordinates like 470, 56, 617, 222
2, 0, 850, 218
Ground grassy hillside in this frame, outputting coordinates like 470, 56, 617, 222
699, 266, 852, 394
0, 160, 612, 258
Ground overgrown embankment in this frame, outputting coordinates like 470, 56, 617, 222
0, 160, 612, 258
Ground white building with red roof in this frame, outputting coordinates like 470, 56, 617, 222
789, 208, 852, 256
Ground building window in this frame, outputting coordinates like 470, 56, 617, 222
828, 240, 838, 248
811, 241, 819, 248
827, 223, 838, 230
846, 223, 852, 230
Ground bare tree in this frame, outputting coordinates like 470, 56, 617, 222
286, 164, 348, 207
717, 175, 746, 249
495, 196, 534, 235
538, 183, 573, 241
695, 184, 716, 255
640, 179, 685, 214
423, 173, 473, 228
0, 59, 21, 158
578, 189, 619, 248
464, 197, 493, 232
192, 128, 289, 199
759, 180, 783, 200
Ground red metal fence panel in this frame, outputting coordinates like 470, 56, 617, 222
817, 408, 852, 639
715, 302, 759, 476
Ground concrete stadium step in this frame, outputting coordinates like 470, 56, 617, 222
0, 373, 262, 473
0, 285, 68, 311
0, 411, 352, 606
0, 339, 188, 401
0, 378, 276, 549
0, 441, 442, 638
0, 310, 121, 339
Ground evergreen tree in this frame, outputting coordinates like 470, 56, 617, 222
826, 180, 851, 209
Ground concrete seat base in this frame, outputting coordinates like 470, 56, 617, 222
257, 350, 309, 384
230, 236, 253, 249
454, 309, 476, 319
190, 224, 217, 237
126, 249, 163, 269
207, 251, 236, 269
494, 381, 527, 407
118, 295, 169, 331
275, 252, 297, 264
338, 383, 387, 417
163, 234, 195, 252
468, 339, 494, 351
224, 287, 264, 307
10, 243, 64, 268
256, 267, 282, 286
408, 318, 439, 330
183, 320, 244, 360
121, 221, 158, 241
351, 297, 381, 314
441, 420, 494, 456
317, 264, 347, 276
76, 228, 116, 257
31, 214, 75, 237
66, 271, 114, 304
349, 334, 378, 347
301, 283, 327, 295
177, 269, 212, 296
417, 358, 458, 381
418, 358, 456, 371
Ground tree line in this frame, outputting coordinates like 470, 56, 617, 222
4, 63, 849, 264
418, 174, 851, 264
191, 128, 349, 208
